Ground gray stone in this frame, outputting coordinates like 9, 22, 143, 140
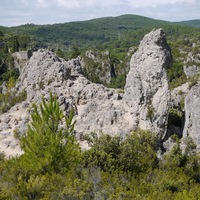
184, 52, 200, 77
182, 83, 200, 150
3, 115, 11, 124
124, 28, 172, 139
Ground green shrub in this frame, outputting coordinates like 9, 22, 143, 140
168, 108, 183, 127
0, 89, 27, 113
178, 90, 183, 95
13, 128, 20, 139
180, 97, 185, 111
189, 77, 198, 89
147, 104, 154, 120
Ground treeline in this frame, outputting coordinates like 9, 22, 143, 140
1, 94, 200, 199
6, 15, 171, 50
4, 14, 199, 52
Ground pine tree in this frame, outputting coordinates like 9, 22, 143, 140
4, 44, 8, 54
71, 45, 81, 58
0, 30, 3, 37
20, 93, 81, 174
12, 38, 19, 53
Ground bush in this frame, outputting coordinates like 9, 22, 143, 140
13, 128, 20, 139
0, 89, 27, 113
20, 93, 81, 174
147, 104, 154, 120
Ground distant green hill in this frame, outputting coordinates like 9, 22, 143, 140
1, 14, 200, 52
4, 15, 171, 50
177, 20, 200, 28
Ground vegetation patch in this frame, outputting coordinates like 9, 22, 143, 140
147, 104, 155, 120
168, 108, 184, 127
0, 89, 27, 113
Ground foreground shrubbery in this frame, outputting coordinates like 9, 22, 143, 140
0, 94, 200, 199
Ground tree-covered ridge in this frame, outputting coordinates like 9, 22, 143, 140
1, 94, 200, 199
1, 14, 199, 50
1, 15, 198, 50
177, 19, 200, 28
6, 15, 170, 49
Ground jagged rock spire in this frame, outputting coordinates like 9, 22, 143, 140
124, 28, 172, 138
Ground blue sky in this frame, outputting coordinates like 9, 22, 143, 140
0, 0, 200, 27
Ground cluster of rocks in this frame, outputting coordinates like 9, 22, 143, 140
0, 28, 200, 157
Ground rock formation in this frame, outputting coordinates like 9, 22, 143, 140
184, 52, 200, 77
0, 28, 173, 156
124, 28, 171, 139
12, 50, 32, 73
182, 83, 200, 150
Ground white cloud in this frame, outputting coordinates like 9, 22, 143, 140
15, 0, 200, 10
35, 0, 51, 8
56, 0, 80, 9
19, 0, 29, 6
54, 0, 99, 9
123, 0, 196, 8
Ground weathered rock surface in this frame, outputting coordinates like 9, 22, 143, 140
182, 83, 200, 150
184, 52, 200, 77
170, 83, 189, 109
0, 28, 172, 156
164, 83, 189, 142
124, 28, 171, 139
16, 49, 82, 102
0, 103, 29, 157
12, 50, 32, 72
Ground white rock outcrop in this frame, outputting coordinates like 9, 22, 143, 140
124, 28, 171, 139
0, 29, 172, 156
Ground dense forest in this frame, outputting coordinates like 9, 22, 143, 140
176, 19, 200, 28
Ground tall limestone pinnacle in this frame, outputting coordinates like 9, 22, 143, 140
124, 28, 172, 139
0, 29, 172, 156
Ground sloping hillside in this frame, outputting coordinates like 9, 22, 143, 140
2, 15, 171, 49
177, 19, 200, 28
